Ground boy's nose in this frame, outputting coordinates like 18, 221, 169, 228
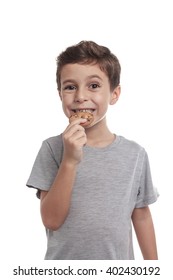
74, 89, 88, 103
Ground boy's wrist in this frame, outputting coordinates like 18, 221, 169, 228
61, 158, 79, 169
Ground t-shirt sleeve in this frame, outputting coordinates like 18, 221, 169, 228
135, 150, 159, 208
26, 140, 59, 198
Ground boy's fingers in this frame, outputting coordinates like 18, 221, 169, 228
64, 118, 87, 133
69, 117, 87, 125
69, 129, 87, 142
63, 121, 87, 141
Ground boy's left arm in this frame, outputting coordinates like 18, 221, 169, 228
132, 206, 158, 260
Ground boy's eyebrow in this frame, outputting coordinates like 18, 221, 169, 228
62, 79, 76, 85
87, 75, 103, 81
62, 75, 103, 85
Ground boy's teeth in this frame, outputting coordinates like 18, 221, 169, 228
74, 109, 94, 113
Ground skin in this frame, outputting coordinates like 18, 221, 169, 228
40, 63, 158, 259
132, 207, 158, 259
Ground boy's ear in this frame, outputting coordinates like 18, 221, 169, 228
110, 85, 121, 105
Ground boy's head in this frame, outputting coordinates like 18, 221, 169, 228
56, 41, 121, 92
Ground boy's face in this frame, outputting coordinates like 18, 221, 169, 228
59, 63, 120, 128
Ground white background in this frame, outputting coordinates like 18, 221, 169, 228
0, 0, 172, 274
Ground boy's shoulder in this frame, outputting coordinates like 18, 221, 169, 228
43, 134, 63, 146
118, 135, 145, 153
42, 134, 63, 157
117, 136, 147, 166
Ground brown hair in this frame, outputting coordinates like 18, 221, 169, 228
56, 41, 121, 91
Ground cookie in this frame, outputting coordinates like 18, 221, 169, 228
69, 111, 94, 127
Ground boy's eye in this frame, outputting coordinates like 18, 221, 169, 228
64, 85, 76, 90
89, 83, 100, 89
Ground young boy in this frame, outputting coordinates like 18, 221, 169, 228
26, 41, 158, 260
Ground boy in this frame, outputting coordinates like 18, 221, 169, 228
26, 41, 158, 260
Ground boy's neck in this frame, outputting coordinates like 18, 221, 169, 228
85, 118, 115, 148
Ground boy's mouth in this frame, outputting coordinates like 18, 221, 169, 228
71, 109, 95, 113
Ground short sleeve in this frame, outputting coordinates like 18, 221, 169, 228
26, 140, 59, 198
135, 151, 159, 208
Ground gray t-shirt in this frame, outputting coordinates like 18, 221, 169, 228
26, 135, 158, 260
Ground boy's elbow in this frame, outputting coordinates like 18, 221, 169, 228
46, 224, 61, 231
40, 200, 69, 231
41, 215, 65, 231
42, 219, 61, 231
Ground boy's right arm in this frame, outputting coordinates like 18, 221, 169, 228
40, 118, 87, 231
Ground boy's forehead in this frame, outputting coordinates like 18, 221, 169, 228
60, 63, 107, 81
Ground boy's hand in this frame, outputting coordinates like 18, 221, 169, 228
62, 118, 87, 165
